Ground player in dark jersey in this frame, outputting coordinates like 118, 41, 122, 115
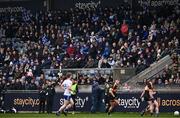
140, 81, 159, 117
104, 81, 111, 112
107, 80, 120, 116
149, 82, 159, 117
140, 81, 153, 116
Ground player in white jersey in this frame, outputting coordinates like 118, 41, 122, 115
56, 73, 74, 116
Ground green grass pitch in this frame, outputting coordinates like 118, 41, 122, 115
0, 112, 177, 118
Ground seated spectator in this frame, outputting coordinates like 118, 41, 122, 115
84, 56, 95, 68
100, 59, 111, 68
0, 3, 180, 90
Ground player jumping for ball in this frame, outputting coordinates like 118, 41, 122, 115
140, 81, 159, 117
107, 80, 120, 116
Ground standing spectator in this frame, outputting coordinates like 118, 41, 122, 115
91, 78, 101, 113
46, 81, 55, 114
39, 84, 46, 113
67, 44, 75, 58
121, 20, 128, 37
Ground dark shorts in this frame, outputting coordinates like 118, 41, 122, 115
64, 95, 71, 101
150, 98, 155, 102
144, 97, 150, 102
105, 95, 110, 104
109, 95, 116, 101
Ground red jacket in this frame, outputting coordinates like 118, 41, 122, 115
121, 23, 128, 36
67, 47, 75, 56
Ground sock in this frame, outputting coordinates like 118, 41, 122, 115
105, 105, 109, 113
155, 110, 159, 116
108, 110, 111, 115
64, 108, 68, 112
141, 110, 145, 116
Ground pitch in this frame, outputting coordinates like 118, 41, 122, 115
0, 112, 175, 118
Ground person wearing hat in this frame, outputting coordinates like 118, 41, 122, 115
71, 78, 78, 114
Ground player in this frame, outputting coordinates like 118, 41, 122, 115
140, 81, 159, 117
107, 80, 120, 116
56, 73, 74, 116
104, 80, 111, 113
140, 81, 153, 116
149, 82, 159, 117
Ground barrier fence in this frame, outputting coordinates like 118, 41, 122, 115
42, 68, 136, 84
4, 91, 180, 112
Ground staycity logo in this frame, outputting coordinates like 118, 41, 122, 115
59, 96, 89, 108
118, 97, 141, 109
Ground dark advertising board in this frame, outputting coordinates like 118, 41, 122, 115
0, 0, 45, 12
0, 0, 128, 11
4, 92, 92, 112
53, 0, 128, 10
132, 0, 179, 9
4, 92, 180, 112
0, 0, 179, 12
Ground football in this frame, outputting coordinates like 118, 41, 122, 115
174, 111, 179, 116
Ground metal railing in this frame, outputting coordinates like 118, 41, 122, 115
126, 55, 173, 85
42, 67, 136, 83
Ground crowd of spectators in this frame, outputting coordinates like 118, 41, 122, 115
0, 3, 180, 90
150, 53, 180, 87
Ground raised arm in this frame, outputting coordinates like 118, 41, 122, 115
109, 88, 115, 98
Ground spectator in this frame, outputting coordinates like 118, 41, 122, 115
121, 20, 128, 37
14, 79, 23, 90
84, 56, 95, 68
0, 3, 179, 89
67, 44, 75, 58
46, 81, 55, 114
135, 60, 146, 74
101, 59, 111, 68
91, 78, 101, 113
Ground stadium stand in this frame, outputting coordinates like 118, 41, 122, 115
0, 3, 180, 90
